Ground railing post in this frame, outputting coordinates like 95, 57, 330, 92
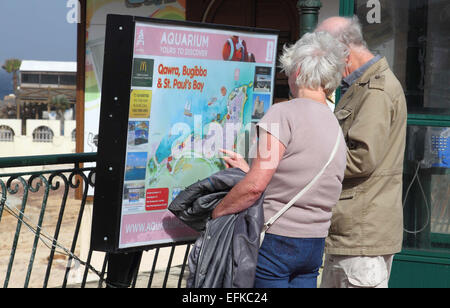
297, 0, 322, 38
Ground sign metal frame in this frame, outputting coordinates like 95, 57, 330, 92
91, 14, 279, 253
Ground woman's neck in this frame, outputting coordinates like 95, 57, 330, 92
295, 88, 327, 106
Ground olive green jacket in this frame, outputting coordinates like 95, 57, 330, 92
326, 57, 407, 256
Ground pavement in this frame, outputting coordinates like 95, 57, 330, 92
67, 265, 189, 288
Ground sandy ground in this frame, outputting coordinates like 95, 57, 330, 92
0, 182, 191, 288
0, 183, 88, 288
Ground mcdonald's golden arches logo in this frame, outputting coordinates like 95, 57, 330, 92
140, 60, 148, 72
132, 59, 154, 88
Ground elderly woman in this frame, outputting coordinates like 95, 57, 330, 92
212, 31, 348, 288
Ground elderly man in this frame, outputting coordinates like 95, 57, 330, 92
316, 16, 407, 288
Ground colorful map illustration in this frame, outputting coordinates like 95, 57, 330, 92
145, 62, 255, 202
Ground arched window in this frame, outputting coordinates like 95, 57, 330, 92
0, 125, 14, 142
32, 126, 54, 143
71, 129, 76, 142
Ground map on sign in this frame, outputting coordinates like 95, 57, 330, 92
118, 20, 278, 248
146, 68, 254, 194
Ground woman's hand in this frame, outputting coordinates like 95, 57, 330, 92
211, 201, 223, 220
213, 132, 285, 219
220, 149, 250, 173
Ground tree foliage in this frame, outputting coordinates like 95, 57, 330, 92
2, 59, 22, 93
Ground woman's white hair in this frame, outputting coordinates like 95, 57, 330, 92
279, 31, 348, 96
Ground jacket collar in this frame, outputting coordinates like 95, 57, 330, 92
358, 56, 389, 84
341, 55, 382, 93
336, 57, 389, 111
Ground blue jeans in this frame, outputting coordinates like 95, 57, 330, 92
254, 233, 325, 288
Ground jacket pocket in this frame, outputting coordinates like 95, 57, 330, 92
330, 189, 357, 236
339, 189, 356, 201
329, 215, 353, 237
335, 108, 353, 136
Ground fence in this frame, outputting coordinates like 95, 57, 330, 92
0, 153, 194, 288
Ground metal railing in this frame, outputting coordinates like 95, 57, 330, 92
0, 153, 193, 288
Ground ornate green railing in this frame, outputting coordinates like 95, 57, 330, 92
0, 153, 97, 288
0, 153, 192, 288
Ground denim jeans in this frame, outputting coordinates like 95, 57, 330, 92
254, 233, 325, 288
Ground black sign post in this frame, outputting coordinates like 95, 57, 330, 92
91, 14, 136, 253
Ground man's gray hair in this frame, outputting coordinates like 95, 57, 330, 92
324, 16, 368, 48
279, 31, 348, 96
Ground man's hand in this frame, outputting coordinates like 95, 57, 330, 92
220, 149, 250, 173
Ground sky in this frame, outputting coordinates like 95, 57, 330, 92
0, 0, 77, 98
0, 0, 77, 64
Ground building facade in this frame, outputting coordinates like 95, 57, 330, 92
17, 60, 77, 126
0, 119, 76, 173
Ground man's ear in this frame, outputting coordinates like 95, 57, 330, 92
295, 66, 301, 78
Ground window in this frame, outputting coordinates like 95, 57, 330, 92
71, 129, 76, 142
60, 74, 76, 86
0, 125, 14, 142
32, 126, 54, 143
40, 74, 59, 85
355, 0, 450, 254
355, 0, 450, 115
21, 73, 40, 84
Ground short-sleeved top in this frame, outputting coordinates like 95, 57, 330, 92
256, 98, 347, 238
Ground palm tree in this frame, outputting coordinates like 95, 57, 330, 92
2, 59, 22, 93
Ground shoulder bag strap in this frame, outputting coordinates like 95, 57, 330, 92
262, 129, 342, 233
